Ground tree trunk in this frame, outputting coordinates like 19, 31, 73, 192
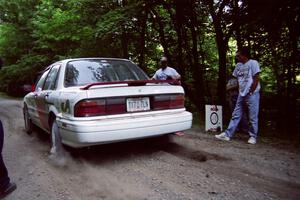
216, 41, 228, 106
120, 0, 129, 59
213, 18, 228, 106
150, 9, 172, 65
233, 0, 242, 49
286, 20, 297, 133
189, 0, 205, 112
206, 0, 230, 106
174, 0, 185, 79
138, 8, 148, 71
121, 30, 129, 59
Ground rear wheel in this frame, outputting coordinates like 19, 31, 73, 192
23, 105, 33, 134
49, 118, 68, 166
50, 118, 64, 156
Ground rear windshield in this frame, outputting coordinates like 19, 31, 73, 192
64, 59, 149, 87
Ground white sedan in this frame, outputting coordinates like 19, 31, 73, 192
23, 58, 193, 148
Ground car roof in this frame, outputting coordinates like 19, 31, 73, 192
59, 57, 131, 64
38, 58, 133, 73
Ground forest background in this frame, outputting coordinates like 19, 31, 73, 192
0, 0, 299, 137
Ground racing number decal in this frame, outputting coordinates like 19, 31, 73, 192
35, 93, 50, 130
61, 100, 70, 113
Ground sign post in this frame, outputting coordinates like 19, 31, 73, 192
205, 105, 222, 132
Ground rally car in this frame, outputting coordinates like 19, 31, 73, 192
23, 58, 192, 148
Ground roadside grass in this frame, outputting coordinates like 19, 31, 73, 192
191, 110, 300, 148
0, 92, 10, 98
0, 92, 23, 100
191, 112, 204, 129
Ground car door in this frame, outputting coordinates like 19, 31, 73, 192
29, 68, 50, 127
35, 64, 61, 131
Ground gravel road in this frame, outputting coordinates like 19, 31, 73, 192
0, 96, 299, 200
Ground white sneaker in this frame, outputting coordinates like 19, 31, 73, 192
248, 137, 256, 144
215, 132, 230, 141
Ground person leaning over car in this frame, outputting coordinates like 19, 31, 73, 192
152, 57, 181, 81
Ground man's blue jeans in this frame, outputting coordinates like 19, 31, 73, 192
0, 120, 10, 189
225, 92, 260, 138
231, 94, 249, 132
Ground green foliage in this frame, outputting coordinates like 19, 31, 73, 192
32, 0, 87, 58
0, 0, 39, 65
0, 24, 25, 64
0, 0, 298, 132
95, 8, 128, 38
0, 54, 48, 92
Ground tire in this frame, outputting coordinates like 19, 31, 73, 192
49, 118, 68, 166
23, 105, 33, 134
50, 118, 64, 157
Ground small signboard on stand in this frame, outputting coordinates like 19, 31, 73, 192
205, 105, 222, 132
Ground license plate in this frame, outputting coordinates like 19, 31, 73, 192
126, 97, 150, 112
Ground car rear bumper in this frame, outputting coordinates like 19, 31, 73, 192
57, 110, 192, 148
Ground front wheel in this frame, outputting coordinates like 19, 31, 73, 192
23, 105, 33, 134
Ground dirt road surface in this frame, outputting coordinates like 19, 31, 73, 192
0, 96, 299, 200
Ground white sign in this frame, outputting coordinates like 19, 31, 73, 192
205, 105, 222, 132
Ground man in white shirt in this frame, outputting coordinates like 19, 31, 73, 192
215, 47, 261, 144
152, 57, 181, 81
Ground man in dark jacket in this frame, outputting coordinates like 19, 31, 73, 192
0, 59, 17, 198
0, 121, 16, 199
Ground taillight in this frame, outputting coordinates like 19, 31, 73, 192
74, 99, 106, 117
152, 94, 184, 110
74, 98, 126, 117
106, 98, 126, 114
74, 94, 184, 117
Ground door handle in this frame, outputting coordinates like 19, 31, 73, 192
44, 92, 52, 99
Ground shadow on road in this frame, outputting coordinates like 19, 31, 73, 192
63, 135, 230, 165
30, 126, 229, 166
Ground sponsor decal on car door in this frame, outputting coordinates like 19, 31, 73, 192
34, 64, 60, 131
35, 91, 50, 130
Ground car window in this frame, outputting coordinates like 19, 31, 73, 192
64, 59, 149, 87
35, 69, 49, 92
43, 64, 60, 90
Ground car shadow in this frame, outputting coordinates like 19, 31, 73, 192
30, 127, 229, 166
65, 135, 230, 165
